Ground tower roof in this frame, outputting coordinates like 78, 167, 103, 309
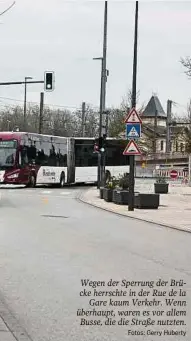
142, 95, 166, 118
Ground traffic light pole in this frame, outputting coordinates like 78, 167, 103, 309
39, 92, 44, 134
0, 81, 44, 86
99, 1, 108, 188
128, 1, 138, 212
97, 152, 101, 189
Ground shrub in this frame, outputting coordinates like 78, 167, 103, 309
155, 176, 167, 184
105, 176, 119, 189
119, 172, 130, 190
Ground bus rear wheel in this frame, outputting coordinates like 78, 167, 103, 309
27, 174, 36, 188
59, 173, 65, 188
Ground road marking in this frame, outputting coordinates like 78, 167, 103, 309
61, 192, 71, 195
40, 190, 52, 194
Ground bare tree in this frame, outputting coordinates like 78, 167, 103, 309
73, 105, 99, 137
108, 109, 125, 137
180, 57, 191, 78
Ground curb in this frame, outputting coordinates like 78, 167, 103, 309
77, 190, 191, 234
0, 293, 33, 341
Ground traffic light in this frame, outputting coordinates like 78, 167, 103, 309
44, 71, 54, 91
99, 135, 106, 151
93, 136, 107, 153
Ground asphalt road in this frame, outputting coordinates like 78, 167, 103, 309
0, 185, 190, 341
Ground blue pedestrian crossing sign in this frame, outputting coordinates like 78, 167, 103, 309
126, 123, 141, 139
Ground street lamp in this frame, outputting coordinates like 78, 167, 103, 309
93, 57, 103, 189
24, 76, 33, 131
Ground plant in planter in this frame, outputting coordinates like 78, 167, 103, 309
103, 176, 118, 202
112, 173, 130, 205
154, 176, 169, 194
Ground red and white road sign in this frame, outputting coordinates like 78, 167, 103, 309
124, 107, 142, 124
123, 140, 142, 155
170, 169, 178, 179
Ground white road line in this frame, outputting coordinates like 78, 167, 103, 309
60, 192, 71, 195
40, 190, 52, 194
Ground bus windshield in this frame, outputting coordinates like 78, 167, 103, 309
0, 140, 17, 169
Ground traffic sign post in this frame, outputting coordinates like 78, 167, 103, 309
123, 107, 142, 211
124, 107, 142, 124
123, 140, 141, 155
123, 108, 142, 156
126, 123, 141, 139
170, 169, 178, 179
127, 1, 139, 212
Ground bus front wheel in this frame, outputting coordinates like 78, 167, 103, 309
27, 174, 36, 188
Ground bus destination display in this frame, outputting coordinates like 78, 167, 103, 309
0, 140, 17, 148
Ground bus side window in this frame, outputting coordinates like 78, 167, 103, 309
48, 144, 57, 166
21, 146, 28, 166
27, 145, 36, 162
58, 143, 67, 166
36, 149, 45, 165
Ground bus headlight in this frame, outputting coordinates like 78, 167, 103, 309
7, 173, 19, 179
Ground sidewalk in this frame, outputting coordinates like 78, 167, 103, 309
0, 298, 32, 341
80, 184, 191, 233
0, 316, 16, 341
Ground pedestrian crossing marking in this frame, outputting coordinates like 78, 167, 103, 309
128, 126, 139, 137
60, 192, 71, 195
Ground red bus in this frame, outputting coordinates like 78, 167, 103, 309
0, 132, 129, 187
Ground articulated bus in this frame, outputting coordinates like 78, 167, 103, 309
0, 132, 130, 187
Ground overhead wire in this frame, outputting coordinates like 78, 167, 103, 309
0, 96, 99, 111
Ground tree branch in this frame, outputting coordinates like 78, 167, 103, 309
0, 1, 16, 17
180, 56, 191, 78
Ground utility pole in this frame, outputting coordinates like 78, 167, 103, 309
153, 110, 158, 156
128, 1, 139, 212
81, 102, 86, 137
39, 92, 44, 134
100, 1, 108, 187
24, 76, 33, 131
93, 1, 108, 188
166, 99, 172, 153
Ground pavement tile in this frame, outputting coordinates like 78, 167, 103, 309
0, 317, 8, 331
81, 186, 191, 233
0, 331, 16, 341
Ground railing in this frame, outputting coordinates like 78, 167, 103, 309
136, 152, 189, 161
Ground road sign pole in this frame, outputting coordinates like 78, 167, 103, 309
97, 152, 102, 189
129, 1, 139, 212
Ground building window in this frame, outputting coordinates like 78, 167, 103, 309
175, 141, 178, 152
160, 140, 164, 151
170, 142, 172, 151
180, 143, 184, 152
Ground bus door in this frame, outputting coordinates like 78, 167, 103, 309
19, 145, 36, 183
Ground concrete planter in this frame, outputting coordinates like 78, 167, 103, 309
103, 188, 113, 202
112, 189, 129, 205
134, 193, 160, 209
154, 183, 169, 194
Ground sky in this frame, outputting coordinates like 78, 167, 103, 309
0, 0, 190, 116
